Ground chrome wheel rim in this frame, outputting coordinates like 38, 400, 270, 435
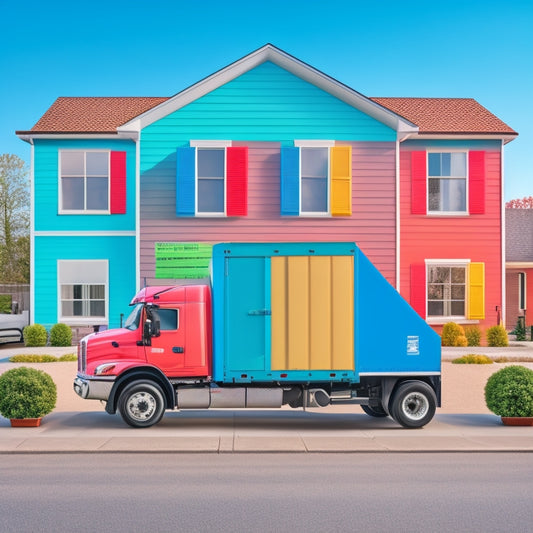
127, 392, 157, 421
401, 392, 429, 421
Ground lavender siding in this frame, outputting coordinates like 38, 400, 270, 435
140, 141, 396, 286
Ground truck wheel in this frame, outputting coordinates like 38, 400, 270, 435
118, 381, 166, 428
389, 381, 436, 428
361, 404, 388, 418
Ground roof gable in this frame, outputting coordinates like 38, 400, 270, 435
119, 44, 417, 138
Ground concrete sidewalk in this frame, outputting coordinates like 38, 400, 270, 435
1, 344, 533, 454
1, 409, 532, 454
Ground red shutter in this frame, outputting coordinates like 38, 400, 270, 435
226, 146, 248, 216
411, 151, 427, 215
468, 151, 485, 215
110, 151, 127, 214
410, 263, 426, 319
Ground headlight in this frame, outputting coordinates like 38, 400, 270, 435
94, 363, 117, 376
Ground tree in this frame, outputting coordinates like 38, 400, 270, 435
506, 196, 533, 209
0, 154, 30, 283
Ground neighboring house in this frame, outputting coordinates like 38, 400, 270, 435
506, 209, 533, 329
16, 44, 517, 332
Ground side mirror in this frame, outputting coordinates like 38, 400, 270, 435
151, 308, 161, 338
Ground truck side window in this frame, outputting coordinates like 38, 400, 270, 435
158, 309, 178, 331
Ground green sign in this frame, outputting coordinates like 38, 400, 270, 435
155, 243, 213, 279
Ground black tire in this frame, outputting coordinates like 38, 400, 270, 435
389, 381, 436, 428
117, 380, 166, 428
361, 403, 388, 418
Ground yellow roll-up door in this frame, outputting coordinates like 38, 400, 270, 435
271, 255, 354, 370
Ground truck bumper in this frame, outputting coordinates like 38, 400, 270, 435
73, 375, 115, 401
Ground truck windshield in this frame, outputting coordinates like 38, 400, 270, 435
124, 304, 143, 330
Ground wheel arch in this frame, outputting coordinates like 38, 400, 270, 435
105, 367, 175, 414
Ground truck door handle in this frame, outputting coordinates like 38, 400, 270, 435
248, 309, 271, 316
172, 347, 184, 354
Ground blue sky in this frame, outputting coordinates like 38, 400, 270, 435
1, 0, 531, 200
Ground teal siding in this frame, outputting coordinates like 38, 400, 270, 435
33, 139, 137, 232
141, 62, 395, 173
34, 235, 136, 329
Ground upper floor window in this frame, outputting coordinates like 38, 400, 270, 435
176, 142, 248, 217
59, 150, 127, 215
427, 152, 467, 213
301, 147, 329, 214
411, 150, 485, 216
197, 147, 226, 214
281, 142, 352, 217
60, 151, 109, 213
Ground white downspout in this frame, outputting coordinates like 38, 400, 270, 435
135, 132, 141, 292
395, 138, 401, 291
29, 142, 35, 324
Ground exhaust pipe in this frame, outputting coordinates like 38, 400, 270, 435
306, 389, 330, 407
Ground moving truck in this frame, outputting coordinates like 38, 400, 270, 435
74, 243, 441, 428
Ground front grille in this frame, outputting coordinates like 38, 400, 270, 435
78, 340, 87, 373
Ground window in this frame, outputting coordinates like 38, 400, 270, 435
197, 148, 225, 214
280, 143, 352, 217
411, 261, 485, 322
59, 150, 126, 214
58, 260, 108, 324
519, 272, 526, 311
158, 309, 179, 330
301, 147, 329, 213
427, 264, 466, 317
176, 143, 248, 217
428, 152, 467, 213
411, 150, 485, 216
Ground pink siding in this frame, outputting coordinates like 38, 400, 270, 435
140, 141, 397, 286
399, 147, 503, 329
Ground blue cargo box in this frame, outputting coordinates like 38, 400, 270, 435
211, 242, 440, 384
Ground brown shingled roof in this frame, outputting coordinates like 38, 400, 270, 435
17, 96, 169, 134
371, 97, 517, 136
17, 95, 517, 137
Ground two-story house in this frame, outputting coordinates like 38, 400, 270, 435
16, 44, 517, 333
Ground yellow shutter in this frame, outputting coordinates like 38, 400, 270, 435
330, 146, 352, 216
468, 262, 485, 320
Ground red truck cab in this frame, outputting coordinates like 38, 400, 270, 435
75, 285, 212, 399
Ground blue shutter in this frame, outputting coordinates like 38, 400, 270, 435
280, 147, 300, 216
176, 147, 196, 216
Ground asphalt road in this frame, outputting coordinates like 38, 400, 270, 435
1, 453, 532, 532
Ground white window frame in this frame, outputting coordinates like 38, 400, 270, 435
427, 150, 468, 216
295, 140, 334, 217
57, 260, 108, 325
190, 140, 231, 217
58, 150, 111, 214
425, 259, 471, 324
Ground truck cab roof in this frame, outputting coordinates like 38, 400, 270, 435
130, 285, 210, 305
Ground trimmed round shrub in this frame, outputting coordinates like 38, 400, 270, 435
23, 324, 48, 347
441, 322, 465, 347
0, 367, 57, 419
485, 366, 533, 417
487, 325, 509, 347
50, 323, 72, 347
465, 326, 482, 347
